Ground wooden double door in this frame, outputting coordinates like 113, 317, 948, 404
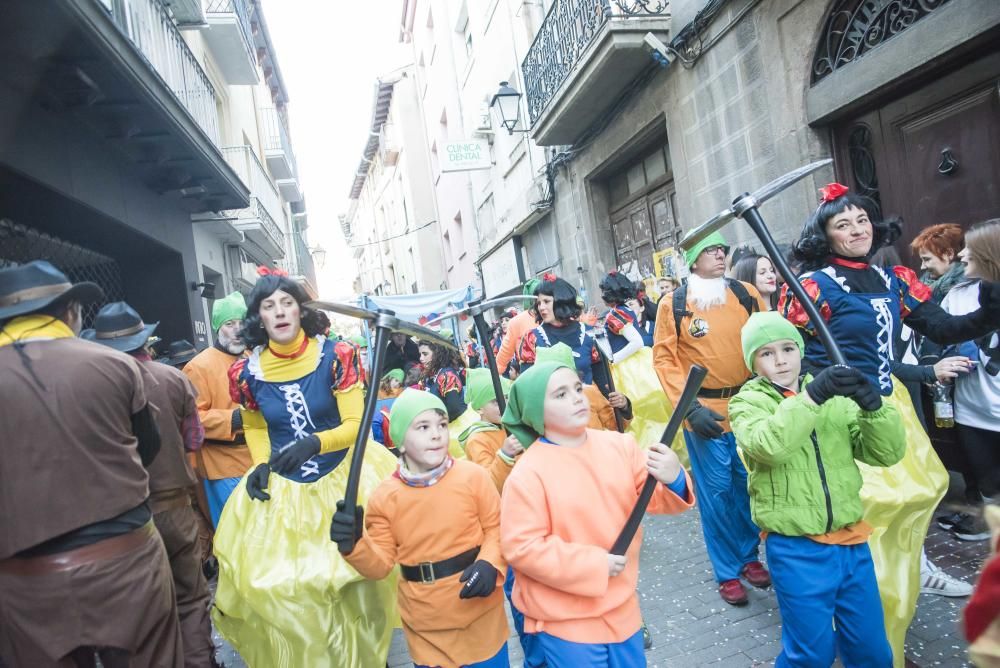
832, 51, 1000, 268
610, 183, 680, 278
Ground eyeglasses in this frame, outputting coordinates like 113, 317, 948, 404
702, 245, 728, 257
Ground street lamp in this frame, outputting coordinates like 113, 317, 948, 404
309, 245, 327, 270
490, 81, 528, 135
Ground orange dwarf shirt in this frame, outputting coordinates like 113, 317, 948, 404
495, 310, 537, 374
182, 346, 252, 480
465, 428, 515, 494
345, 460, 508, 667
585, 384, 631, 432
652, 283, 765, 430
500, 429, 695, 643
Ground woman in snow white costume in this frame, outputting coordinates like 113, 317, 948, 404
212, 270, 398, 666
780, 183, 1000, 666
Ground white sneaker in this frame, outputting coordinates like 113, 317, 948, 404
920, 560, 973, 597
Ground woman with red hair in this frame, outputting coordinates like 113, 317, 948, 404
911, 223, 966, 303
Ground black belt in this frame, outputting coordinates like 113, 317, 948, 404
205, 435, 246, 446
697, 383, 744, 399
400, 546, 480, 584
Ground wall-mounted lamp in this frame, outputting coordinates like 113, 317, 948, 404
191, 281, 216, 300
489, 81, 529, 135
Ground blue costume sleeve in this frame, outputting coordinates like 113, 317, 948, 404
665, 470, 688, 499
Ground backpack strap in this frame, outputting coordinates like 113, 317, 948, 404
673, 279, 757, 337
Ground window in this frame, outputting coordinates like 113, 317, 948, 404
452, 212, 466, 259
443, 231, 453, 268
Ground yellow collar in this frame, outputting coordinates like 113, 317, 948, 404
0, 315, 76, 348
269, 328, 307, 356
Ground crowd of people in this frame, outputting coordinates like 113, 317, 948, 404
0, 183, 998, 668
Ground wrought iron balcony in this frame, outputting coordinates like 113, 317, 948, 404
110, 0, 221, 145
260, 106, 298, 181
220, 145, 287, 258
521, 0, 671, 146
204, 0, 260, 85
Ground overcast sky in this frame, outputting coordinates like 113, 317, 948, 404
264, 1, 408, 299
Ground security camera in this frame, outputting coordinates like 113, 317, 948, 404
644, 33, 673, 68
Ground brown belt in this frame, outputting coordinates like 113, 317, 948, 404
0, 523, 156, 576
150, 489, 193, 515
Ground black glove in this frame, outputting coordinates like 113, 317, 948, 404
978, 281, 1000, 313
851, 379, 883, 412
330, 500, 363, 555
245, 464, 271, 501
231, 408, 243, 433
686, 403, 725, 439
805, 365, 864, 405
458, 559, 499, 599
270, 434, 321, 474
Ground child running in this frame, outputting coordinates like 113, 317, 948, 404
499, 361, 695, 667
331, 389, 509, 668
728, 312, 905, 667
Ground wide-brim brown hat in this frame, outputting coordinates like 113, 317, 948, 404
82, 301, 158, 352
163, 339, 197, 367
0, 260, 104, 320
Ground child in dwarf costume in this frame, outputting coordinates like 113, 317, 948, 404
729, 312, 904, 667
536, 342, 632, 432
499, 361, 695, 666
458, 368, 524, 493
332, 389, 510, 668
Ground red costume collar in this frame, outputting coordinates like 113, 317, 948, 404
830, 256, 870, 270
268, 334, 310, 359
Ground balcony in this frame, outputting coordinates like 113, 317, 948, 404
260, 106, 298, 181
521, 0, 671, 146
204, 0, 260, 85
217, 145, 287, 258
2, 0, 248, 211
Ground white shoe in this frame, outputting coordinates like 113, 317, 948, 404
920, 560, 973, 597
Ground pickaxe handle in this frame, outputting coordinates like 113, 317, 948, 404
472, 309, 508, 416
738, 202, 847, 366
340, 309, 393, 553
595, 345, 626, 433
610, 364, 707, 556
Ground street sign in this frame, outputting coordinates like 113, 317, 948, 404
441, 139, 492, 172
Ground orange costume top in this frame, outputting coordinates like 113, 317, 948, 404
584, 384, 631, 432
652, 283, 765, 430
464, 428, 514, 494
500, 429, 695, 643
344, 459, 508, 668
495, 310, 536, 374
183, 346, 252, 479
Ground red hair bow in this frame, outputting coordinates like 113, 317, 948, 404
256, 266, 289, 277
818, 183, 849, 203
542, 272, 557, 282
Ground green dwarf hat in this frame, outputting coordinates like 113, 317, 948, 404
389, 389, 447, 447
382, 368, 404, 384
501, 361, 571, 448
349, 335, 368, 348
465, 367, 512, 411
211, 291, 247, 331
683, 231, 730, 269
534, 342, 575, 369
740, 311, 804, 372
522, 277, 541, 309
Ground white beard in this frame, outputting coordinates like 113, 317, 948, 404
217, 331, 246, 355
687, 274, 728, 311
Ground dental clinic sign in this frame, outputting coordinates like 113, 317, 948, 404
441, 139, 492, 173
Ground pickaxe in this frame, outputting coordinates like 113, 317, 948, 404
591, 327, 626, 433
678, 158, 847, 365
308, 300, 459, 553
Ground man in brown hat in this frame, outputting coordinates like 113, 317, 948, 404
0, 261, 182, 667
86, 302, 216, 667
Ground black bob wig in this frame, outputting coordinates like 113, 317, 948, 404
792, 192, 902, 272
240, 275, 325, 347
599, 271, 638, 306
535, 275, 582, 323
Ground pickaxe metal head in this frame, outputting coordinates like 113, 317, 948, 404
306, 300, 458, 351
425, 295, 535, 328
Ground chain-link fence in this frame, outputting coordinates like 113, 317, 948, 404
0, 218, 123, 326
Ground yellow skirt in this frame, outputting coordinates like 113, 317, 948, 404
448, 407, 480, 460
611, 347, 689, 468
212, 441, 399, 668
858, 380, 948, 668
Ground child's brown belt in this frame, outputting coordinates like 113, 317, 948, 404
400, 546, 480, 584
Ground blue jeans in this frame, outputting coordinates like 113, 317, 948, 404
535, 629, 644, 668
414, 641, 509, 668
504, 567, 545, 667
683, 431, 760, 582
767, 534, 892, 667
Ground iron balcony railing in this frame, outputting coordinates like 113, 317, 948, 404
521, 0, 670, 125
205, 0, 256, 67
106, 0, 221, 144
260, 106, 298, 176
221, 145, 286, 252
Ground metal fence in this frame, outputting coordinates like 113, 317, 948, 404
521, 0, 670, 124
205, 0, 257, 68
0, 219, 124, 327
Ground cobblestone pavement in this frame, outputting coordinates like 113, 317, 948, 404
215, 493, 989, 668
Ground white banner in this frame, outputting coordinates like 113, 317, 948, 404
480, 240, 522, 297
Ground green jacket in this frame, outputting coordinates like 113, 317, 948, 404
729, 375, 905, 537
